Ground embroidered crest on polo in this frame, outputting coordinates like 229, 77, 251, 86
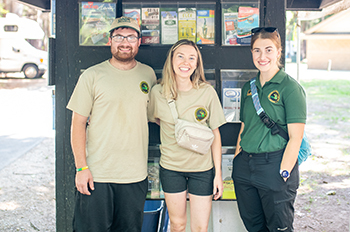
247, 89, 252, 96
140, 81, 149, 94
268, 90, 280, 103
195, 107, 208, 121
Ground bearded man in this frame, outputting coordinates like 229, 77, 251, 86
67, 16, 156, 232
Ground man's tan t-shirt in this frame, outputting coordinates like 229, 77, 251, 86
67, 60, 156, 183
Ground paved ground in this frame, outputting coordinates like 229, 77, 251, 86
0, 74, 56, 231
0, 75, 54, 170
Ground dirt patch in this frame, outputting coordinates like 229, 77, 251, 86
293, 92, 350, 231
0, 138, 55, 231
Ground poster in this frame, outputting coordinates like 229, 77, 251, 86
221, 155, 236, 200
123, 8, 141, 26
141, 8, 160, 44
178, 8, 196, 42
222, 88, 241, 122
196, 10, 215, 44
223, 13, 238, 45
79, 2, 116, 46
237, 7, 259, 45
161, 10, 178, 44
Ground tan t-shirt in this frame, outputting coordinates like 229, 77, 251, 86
67, 60, 156, 183
148, 83, 226, 172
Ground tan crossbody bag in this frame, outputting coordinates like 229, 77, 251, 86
168, 99, 214, 155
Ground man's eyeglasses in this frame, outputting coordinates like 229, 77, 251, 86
111, 35, 139, 43
251, 27, 277, 35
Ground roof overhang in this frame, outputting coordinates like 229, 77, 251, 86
301, 33, 350, 40
286, 0, 342, 11
17, 0, 50, 11
17, 0, 342, 12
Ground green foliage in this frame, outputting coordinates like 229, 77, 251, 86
301, 80, 350, 97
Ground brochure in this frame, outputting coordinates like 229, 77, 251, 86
123, 8, 141, 26
237, 7, 259, 45
178, 8, 196, 42
79, 2, 116, 46
196, 10, 215, 44
223, 12, 238, 45
160, 10, 178, 44
141, 8, 160, 44
222, 88, 241, 122
142, 30, 160, 44
221, 155, 236, 200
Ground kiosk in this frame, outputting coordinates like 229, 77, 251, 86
53, 1, 281, 230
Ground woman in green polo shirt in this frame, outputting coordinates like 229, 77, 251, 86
232, 27, 307, 232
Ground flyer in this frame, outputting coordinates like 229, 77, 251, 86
141, 30, 160, 44
221, 155, 236, 200
237, 7, 259, 45
178, 8, 196, 42
222, 88, 241, 122
196, 10, 215, 44
79, 2, 116, 46
223, 13, 238, 45
123, 8, 141, 26
161, 10, 178, 44
141, 8, 160, 44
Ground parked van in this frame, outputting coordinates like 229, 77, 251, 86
0, 13, 48, 78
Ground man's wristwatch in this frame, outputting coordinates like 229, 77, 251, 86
280, 169, 290, 179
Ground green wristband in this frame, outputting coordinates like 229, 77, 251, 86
76, 166, 88, 172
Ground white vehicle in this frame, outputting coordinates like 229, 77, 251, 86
0, 13, 48, 78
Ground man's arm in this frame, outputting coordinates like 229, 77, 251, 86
71, 112, 94, 195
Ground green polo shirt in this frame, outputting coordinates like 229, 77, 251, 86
239, 69, 306, 153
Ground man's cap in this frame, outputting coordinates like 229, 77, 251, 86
109, 16, 140, 35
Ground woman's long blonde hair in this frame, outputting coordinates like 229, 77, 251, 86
161, 39, 207, 100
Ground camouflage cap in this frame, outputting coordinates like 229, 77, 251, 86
109, 16, 140, 35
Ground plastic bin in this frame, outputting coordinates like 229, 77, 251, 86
142, 200, 163, 232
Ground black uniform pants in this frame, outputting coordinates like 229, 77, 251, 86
73, 178, 148, 232
232, 149, 299, 232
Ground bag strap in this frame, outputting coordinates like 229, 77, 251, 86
249, 77, 289, 141
167, 99, 179, 124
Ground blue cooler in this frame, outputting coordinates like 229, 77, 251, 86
142, 200, 163, 232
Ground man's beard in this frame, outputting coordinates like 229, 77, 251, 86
112, 45, 138, 62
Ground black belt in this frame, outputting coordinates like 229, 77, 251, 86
242, 148, 285, 156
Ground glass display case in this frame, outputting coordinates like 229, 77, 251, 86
79, 2, 117, 46
221, 1, 260, 46
122, 2, 216, 45
221, 69, 258, 122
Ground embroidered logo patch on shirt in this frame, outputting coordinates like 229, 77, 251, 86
140, 81, 150, 94
195, 108, 208, 121
268, 90, 280, 103
247, 89, 252, 96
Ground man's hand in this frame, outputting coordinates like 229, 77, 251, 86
75, 169, 94, 195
